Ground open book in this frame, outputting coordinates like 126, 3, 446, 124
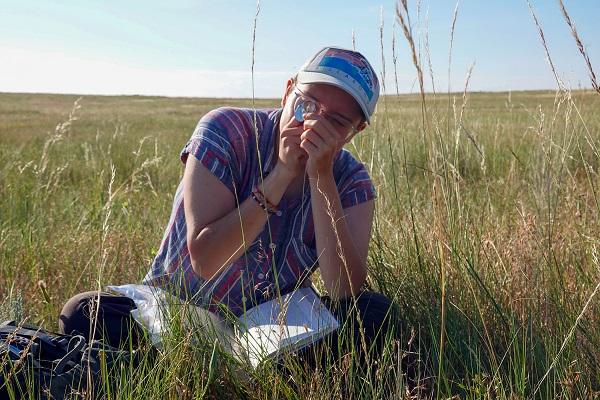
106, 284, 339, 368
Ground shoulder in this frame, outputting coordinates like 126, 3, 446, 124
180, 107, 280, 165
333, 149, 368, 178
333, 149, 377, 207
194, 107, 276, 138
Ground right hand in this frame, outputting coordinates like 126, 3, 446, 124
276, 116, 308, 179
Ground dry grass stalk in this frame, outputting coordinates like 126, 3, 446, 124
557, 0, 599, 94
526, 1, 565, 91
445, 0, 460, 144
250, 0, 261, 167
423, 9, 436, 95
527, 1, 600, 175
379, 6, 387, 96
250, 0, 260, 104
458, 61, 475, 128
395, 0, 428, 143
313, 175, 371, 362
391, 21, 400, 96
36, 97, 81, 178
456, 62, 485, 171
531, 279, 600, 398
447, 1, 460, 94
395, 2, 424, 99
248, 0, 278, 274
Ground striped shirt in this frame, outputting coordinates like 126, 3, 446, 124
143, 107, 376, 317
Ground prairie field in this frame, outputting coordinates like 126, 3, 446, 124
1, 89, 599, 399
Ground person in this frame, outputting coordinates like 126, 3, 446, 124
59, 47, 397, 366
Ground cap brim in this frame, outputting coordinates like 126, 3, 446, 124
297, 71, 371, 124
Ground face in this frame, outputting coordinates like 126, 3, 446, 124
280, 80, 366, 142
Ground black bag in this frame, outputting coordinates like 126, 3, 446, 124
0, 320, 132, 400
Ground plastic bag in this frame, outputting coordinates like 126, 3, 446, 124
105, 284, 236, 351
106, 284, 171, 347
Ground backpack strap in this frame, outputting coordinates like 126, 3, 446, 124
0, 341, 23, 360
0, 321, 76, 361
0, 322, 54, 345
53, 335, 86, 374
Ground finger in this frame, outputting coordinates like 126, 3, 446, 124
284, 136, 307, 154
302, 116, 340, 147
281, 135, 302, 147
288, 139, 307, 153
281, 126, 304, 141
300, 129, 327, 148
281, 113, 304, 132
299, 137, 318, 154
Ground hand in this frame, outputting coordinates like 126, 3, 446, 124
276, 114, 309, 180
299, 114, 345, 178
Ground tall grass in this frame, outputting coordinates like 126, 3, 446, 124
1, 1, 600, 398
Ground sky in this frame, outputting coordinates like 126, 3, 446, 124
1, 0, 598, 98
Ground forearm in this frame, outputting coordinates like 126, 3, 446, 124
190, 165, 293, 280
309, 173, 367, 299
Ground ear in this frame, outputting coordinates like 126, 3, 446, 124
281, 78, 295, 108
343, 121, 368, 144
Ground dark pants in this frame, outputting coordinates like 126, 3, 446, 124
290, 291, 397, 371
58, 291, 146, 349
59, 290, 396, 362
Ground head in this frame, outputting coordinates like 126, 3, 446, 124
280, 47, 380, 143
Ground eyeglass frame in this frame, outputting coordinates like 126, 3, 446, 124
291, 86, 361, 140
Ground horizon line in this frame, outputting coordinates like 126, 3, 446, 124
1, 86, 596, 100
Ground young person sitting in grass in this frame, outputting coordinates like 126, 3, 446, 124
59, 47, 396, 369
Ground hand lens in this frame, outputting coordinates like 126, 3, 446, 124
294, 98, 318, 123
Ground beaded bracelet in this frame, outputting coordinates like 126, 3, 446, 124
256, 186, 279, 210
251, 188, 282, 216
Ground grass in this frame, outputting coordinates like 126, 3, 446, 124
1, 87, 599, 399
1, 3, 599, 397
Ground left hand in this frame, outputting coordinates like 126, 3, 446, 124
299, 114, 346, 178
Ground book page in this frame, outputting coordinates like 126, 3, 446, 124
237, 287, 339, 368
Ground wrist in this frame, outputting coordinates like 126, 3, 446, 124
306, 164, 334, 181
271, 163, 297, 186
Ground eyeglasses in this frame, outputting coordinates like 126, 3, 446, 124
292, 86, 359, 138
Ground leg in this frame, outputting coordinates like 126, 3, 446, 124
331, 292, 424, 391
325, 291, 397, 361
59, 291, 144, 349
290, 291, 397, 370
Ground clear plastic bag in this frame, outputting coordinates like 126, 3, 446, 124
105, 284, 237, 353
106, 284, 171, 347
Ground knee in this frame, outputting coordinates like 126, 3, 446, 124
356, 291, 397, 335
58, 291, 99, 335
335, 291, 397, 340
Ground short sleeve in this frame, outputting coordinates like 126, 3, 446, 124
334, 150, 377, 209
180, 108, 240, 195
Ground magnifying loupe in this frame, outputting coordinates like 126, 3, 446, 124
294, 99, 318, 123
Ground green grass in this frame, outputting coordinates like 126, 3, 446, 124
1, 89, 599, 399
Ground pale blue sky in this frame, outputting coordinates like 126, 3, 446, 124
1, 0, 598, 97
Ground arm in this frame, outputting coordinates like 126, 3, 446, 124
184, 157, 294, 280
309, 174, 374, 299
300, 115, 374, 299
184, 116, 307, 281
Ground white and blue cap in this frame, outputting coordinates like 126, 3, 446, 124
297, 46, 380, 124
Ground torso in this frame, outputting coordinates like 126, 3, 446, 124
143, 106, 375, 317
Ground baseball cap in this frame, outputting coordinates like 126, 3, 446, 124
296, 47, 380, 124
